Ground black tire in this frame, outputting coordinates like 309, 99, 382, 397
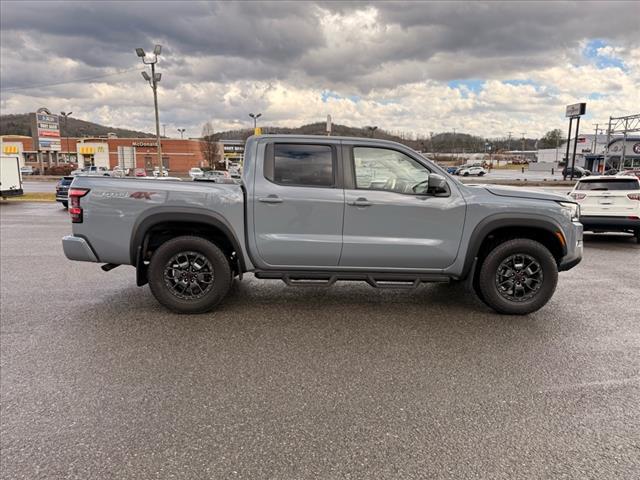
477, 239, 558, 315
478, 171, 485, 176
61, 201, 68, 209
463, 172, 469, 177
148, 236, 232, 314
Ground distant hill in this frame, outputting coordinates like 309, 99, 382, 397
0, 113, 156, 138
211, 122, 501, 152
212, 122, 428, 148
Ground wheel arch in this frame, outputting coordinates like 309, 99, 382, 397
130, 207, 247, 285
461, 215, 567, 281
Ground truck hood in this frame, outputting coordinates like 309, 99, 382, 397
479, 185, 567, 202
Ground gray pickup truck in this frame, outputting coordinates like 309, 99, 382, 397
63, 135, 583, 315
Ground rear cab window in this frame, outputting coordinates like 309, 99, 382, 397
265, 143, 335, 187
576, 178, 640, 191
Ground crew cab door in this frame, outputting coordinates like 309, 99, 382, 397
340, 145, 466, 270
252, 141, 344, 267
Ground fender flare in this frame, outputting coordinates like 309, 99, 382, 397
129, 206, 247, 272
460, 213, 567, 279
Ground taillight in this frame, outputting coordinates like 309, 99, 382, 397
570, 192, 586, 200
627, 193, 640, 201
68, 188, 90, 223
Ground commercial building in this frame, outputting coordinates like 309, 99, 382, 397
0, 135, 246, 174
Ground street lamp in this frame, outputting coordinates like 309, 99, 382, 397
177, 128, 186, 139
136, 44, 164, 175
366, 125, 378, 138
249, 112, 262, 130
60, 111, 73, 164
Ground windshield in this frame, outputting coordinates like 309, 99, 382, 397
576, 179, 640, 191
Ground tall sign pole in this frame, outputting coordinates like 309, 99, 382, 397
565, 102, 587, 180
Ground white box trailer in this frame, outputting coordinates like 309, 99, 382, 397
1, 155, 24, 198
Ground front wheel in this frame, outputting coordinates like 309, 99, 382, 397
148, 236, 232, 314
477, 239, 558, 315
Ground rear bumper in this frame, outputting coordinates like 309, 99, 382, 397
62, 235, 99, 262
1, 189, 23, 197
580, 215, 640, 232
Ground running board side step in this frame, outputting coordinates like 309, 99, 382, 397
254, 271, 450, 289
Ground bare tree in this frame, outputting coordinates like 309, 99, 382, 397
201, 121, 216, 169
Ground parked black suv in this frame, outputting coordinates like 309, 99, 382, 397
55, 176, 73, 208
562, 166, 591, 179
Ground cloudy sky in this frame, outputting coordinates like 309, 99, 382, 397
1, 1, 638, 138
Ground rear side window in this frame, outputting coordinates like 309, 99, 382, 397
576, 179, 640, 191
267, 144, 334, 187
61, 178, 73, 186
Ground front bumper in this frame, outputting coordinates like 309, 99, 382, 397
558, 221, 583, 272
62, 235, 99, 262
580, 215, 640, 232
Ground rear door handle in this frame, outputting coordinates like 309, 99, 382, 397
348, 197, 372, 207
258, 195, 283, 204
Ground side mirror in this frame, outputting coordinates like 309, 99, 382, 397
428, 173, 448, 193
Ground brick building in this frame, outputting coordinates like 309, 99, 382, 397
0, 135, 241, 174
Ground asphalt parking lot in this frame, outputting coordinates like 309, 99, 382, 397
1, 202, 639, 480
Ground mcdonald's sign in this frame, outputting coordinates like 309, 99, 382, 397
3, 145, 19, 154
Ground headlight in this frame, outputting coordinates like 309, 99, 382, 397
558, 201, 580, 221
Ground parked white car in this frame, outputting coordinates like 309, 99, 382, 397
189, 167, 204, 179
569, 175, 640, 243
458, 166, 487, 177
152, 167, 170, 177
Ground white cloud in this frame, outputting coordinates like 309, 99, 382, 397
1, 1, 638, 139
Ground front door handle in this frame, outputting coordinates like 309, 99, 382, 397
258, 195, 283, 204
348, 197, 372, 207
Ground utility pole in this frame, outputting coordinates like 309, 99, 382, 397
60, 111, 73, 165
162, 124, 166, 138
507, 131, 512, 152
453, 128, 457, 161
429, 131, 434, 154
521, 132, 526, 163
249, 112, 262, 131
136, 45, 164, 175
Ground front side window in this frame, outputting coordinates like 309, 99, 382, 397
353, 147, 430, 194
270, 144, 334, 187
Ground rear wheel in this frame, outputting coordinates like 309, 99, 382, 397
148, 236, 232, 314
477, 239, 558, 315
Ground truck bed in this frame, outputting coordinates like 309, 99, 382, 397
69, 176, 246, 266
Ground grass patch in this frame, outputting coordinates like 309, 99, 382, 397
2, 192, 56, 202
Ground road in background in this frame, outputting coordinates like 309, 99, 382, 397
22, 181, 57, 193
1, 202, 639, 479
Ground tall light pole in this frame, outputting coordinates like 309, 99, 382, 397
366, 125, 378, 138
249, 112, 262, 130
136, 45, 163, 175
177, 128, 186, 139
60, 111, 73, 164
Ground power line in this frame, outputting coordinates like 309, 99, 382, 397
0, 67, 140, 93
